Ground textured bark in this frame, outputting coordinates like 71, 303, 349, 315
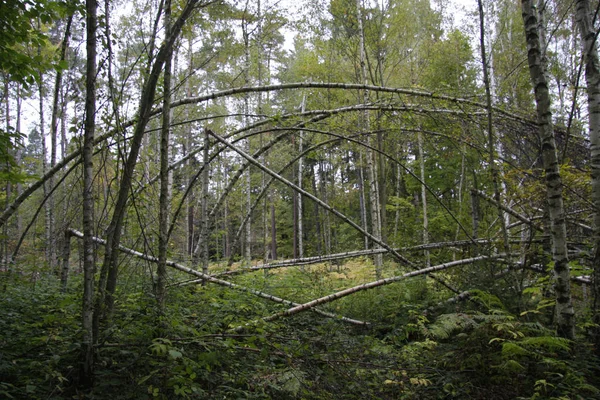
185, 38, 195, 257
575, 0, 600, 352
311, 164, 323, 255
471, 179, 480, 240
270, 199, 277, 260
80, 0, 97, 386
2, 80, 10, 273
297, 96, 305, 259
38, 75, 54, 270
521, 0, 575, 339
357, 155, 369, 250
242, 8, 252, 264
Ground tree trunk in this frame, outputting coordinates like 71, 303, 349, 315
322, 161, 332, 254
297, 95, 305, 259
311, 164, 323, 255
242, 8, 252, 265
157, 0, 172, 310
270, 198, 277, 260
96, 0, 200, 325
39, 75, 55, 271
2, 79, 10, 274
478, 0, 510, 254
357, 0, 382, 276
417, 130, 430, 267
521, 0, 575, 339
575, 0, 600, 353
49, 15, 73, 275
200, 129, 210, 278
80, 0, 97, 386
357, 155, 368, 250
61, 229, 71, 293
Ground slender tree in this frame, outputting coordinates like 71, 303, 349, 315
81, 0, 98, 385
575, 0, 600, 353
157, 0, 173, 310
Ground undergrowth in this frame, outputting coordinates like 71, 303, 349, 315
1, 262, 599, 399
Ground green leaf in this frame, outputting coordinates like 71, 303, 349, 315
169, 349, 183, 359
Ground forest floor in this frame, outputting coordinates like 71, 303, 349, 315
1, 258, 600, 399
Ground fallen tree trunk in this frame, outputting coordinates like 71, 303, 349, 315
66, 228, 368, 326
259, 255, 505, 323
215, 239, 495, 277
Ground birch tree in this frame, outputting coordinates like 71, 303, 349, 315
521, 0, 575, 339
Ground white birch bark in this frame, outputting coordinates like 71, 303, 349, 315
521, 0, 575, 339
297, 94, 305, 259
67, 229, 367, 326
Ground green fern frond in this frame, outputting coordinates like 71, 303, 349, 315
496, 359, 526, 373
520, 336, 571, 352
470, 290, 507, 311
427, 313, 478, 340
501, 342, 530, 357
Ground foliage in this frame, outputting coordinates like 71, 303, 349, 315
2, 263, 599, 399
1, 0, 600, 399
0, 0, 74, 87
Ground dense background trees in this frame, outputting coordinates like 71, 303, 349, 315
1, 0, 600, 398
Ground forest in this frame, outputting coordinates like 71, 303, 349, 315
1, 0, 600, 398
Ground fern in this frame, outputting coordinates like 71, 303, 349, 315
426, 313, 478, 340
520, 336, 571, 352
501, 342, 530, 357
470, 289, 507, 311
